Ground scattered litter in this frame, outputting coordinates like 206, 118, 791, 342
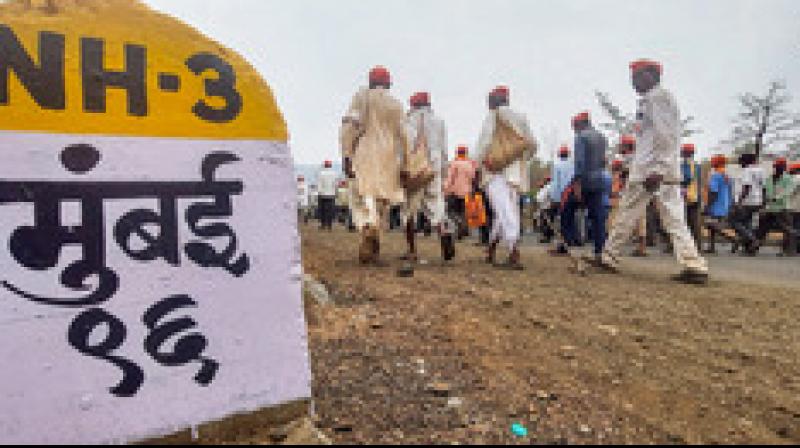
511, 423, 528, 437
447, 397, 463, 408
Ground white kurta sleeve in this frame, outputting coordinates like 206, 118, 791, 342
340, 89, 366, 158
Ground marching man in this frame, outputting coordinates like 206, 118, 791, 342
402, 91, 455, 263
599, 60, 709, 283
571, 111, 610, 261
340, 66, 409, 264
551, 144, 575, 255
445, 145, 479, 240
297, 175, 309, 224
475, 86, 537, 269
317, 160, 338, 231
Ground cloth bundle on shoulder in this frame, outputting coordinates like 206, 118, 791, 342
404, 114, 435, 191
485, 114, 528, 172
465, 192, 487, 229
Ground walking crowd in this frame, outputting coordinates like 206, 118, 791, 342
297, 60, 799, 285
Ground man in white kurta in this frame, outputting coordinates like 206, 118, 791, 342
474, 86, 537, 268
600, 60, 708, 283
317, 160, 339, 231
297, 175, 309, 224
340, 66, 409, 264
402, 92, 453, 261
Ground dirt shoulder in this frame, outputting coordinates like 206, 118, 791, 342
302, 226, 800, 444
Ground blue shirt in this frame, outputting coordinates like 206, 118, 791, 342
550, 158, 574, 203
708, 172, 732, 218
574, 127, 609, 192
602, 170, 612, 208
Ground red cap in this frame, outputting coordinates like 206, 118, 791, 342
572, 112, 590, 125
544, 176, 552, 182
410, 92, 430, 107
612, 159, 624, 170
774, 157, 788, 167
369, 66, 391, 85
456, 145, 468, 156
630, 59, 663, 75
681, 143, 696, 154
710, 155, 727, 167
620, 135, 636, 146
558, 145, 570, 156
789, 162, 800, 173
297, 175, 305, 181
491, 85, 510, 99
324, 160, 332, 168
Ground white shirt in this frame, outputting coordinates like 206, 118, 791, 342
736, 165, 765, 207
550, 158, 574, 203
629, 86, 682, 184
317, 168, 338, 197
297, 182, 309, 208
536, 184, 552, 208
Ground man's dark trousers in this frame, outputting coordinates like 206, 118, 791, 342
319, 196, 336, 229
584, 190, 607, 255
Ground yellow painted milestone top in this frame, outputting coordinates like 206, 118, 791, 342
0, 0, 287, 141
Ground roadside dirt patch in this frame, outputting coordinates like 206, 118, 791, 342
302, 227, 800, 444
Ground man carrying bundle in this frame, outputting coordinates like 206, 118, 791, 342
402, 91, 454, 263
340, 66, 409, 264
475, 86, 537, 269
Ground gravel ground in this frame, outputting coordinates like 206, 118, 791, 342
301, 226, 799, 445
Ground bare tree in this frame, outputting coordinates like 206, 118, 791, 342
595, 91, 703, 144
723, 80, 800, 161
595, 91, 635, 141
680, 116, 703, 139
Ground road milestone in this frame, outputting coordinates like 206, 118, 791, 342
0, 0, 310, 444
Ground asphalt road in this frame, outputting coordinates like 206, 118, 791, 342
519, 235, 800, 289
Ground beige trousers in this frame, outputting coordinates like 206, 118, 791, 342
603, 183, 708, 273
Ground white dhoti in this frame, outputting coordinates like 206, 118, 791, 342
603, 183, 708, 273
486, 174, 520, 251
349, 182, 391, 232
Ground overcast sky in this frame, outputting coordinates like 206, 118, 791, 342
143, 0, 800, 164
